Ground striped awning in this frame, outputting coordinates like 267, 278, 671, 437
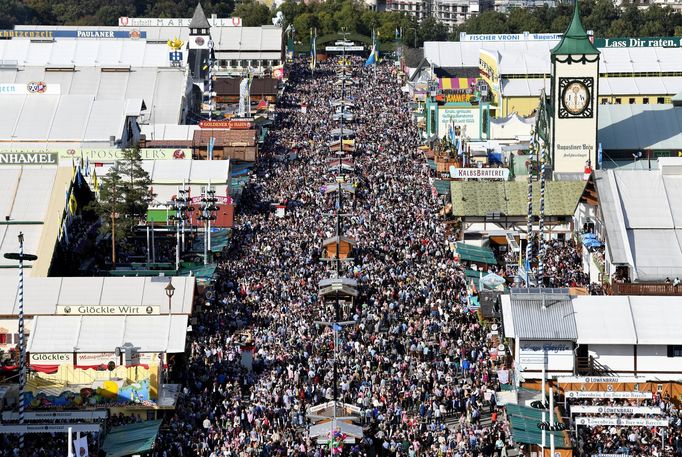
439, 77, 478, 90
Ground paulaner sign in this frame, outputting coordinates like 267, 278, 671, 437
0, 153, 58, 165
56, 305, 160, 315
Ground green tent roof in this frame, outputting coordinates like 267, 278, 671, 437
456, 243, 497, 265
450, 180, 586, 217
551, 0, 599, 56
506, 404, 570, 448
102, 419, 162, 457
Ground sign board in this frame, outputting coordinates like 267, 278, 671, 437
56, 305, 160, 315
575, 417, 668, 427
593, 37, 682, 48
565, 391, 653, 399
325, 46, 364, 52
1, 30, 145, 39
0, 152, 58, 165
450, 167, 509, 180
460, 32, 563, 42
189, 195, 233, 205
57, 148, 190, 163
29, 353, 73, 365
519, 340, 573, 372
2, 410, 108, 421
0, 424, 101, 434
559, 376, 648, 384
0, 83, 61, 95
438, 108, 480, 140
118, 17, 243, 27
571, 405, 661, 415
479, 49, 500, 96
199, 119, 254, 129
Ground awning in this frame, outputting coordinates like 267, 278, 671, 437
506, 404, 569, 448
455, 242, 497, 265
101, 420, 162, 457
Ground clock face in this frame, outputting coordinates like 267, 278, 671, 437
558, 78, 594, 118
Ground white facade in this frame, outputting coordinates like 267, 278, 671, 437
386, 0, 482, 27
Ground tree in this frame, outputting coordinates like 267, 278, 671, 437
234, 0, 271, 27
95, 148, 153, 265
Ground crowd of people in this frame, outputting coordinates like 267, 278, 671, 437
567, 393, 682, 456
152, 57, 511, 456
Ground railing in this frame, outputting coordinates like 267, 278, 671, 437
611, 281, 682, 296
576, 356, 618, 376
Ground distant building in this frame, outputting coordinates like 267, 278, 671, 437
492, 0, 555, 13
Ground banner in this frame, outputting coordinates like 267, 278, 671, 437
199, 119, 254, 129
570, 405, 661, 415
593, 37, 682, 48
2, 410, 108, 421
479, 50, 500, 96
0, 424, 101, 433
118, 17, 242, 27
566, 391, 653, 399
56, 305, 160, 315
559, 376, 648, 384
437, 108, 480, 140
1, 30, 145, 39
0, 152, 58, 165
449, 167, 509, 180
575, 417, 668, 427
0, 83, 61, 95
29, 353, 73, 365
54, 147, 190, 163
460, 32, 563, 42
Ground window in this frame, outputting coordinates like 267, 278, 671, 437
0, 333, 7, 344
643, 97, 649, 104
629, 98, 635, 104
231, 60, 238, 68
657, 97, 665, 104
615, 98, 622, 104
601, 98, 608, 104
668, 345, 682, 357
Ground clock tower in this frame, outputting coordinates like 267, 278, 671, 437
188, 3, 212, 82
550, 0, 600, 175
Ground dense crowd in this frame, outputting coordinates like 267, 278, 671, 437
568, 394, 682, 456
153, 57, 510, 456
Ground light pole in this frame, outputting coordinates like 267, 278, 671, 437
4, 232, 37, 452
162, 279, 175, 391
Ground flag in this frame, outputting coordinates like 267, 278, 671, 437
310, 29, 316, 70
61, 219, 69, 246
598, 143, 603, 169
524, 258, 531, 286
92, 169, 99, 194
208, 136, 216, 160
84, 157, 90, 177
71, 160, 76, 182
68, 192, 78, 215
73, 436, 88, 457
286, 33, 294, 62
364, 47, 377, 66
256, 98, 268, 111
75, 168, 84, 188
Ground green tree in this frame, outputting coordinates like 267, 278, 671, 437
234, 0, 272, 26
95, 148, 153, 265
418, 16, 449, 44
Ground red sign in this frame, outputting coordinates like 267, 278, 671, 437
199, 119, 254, 130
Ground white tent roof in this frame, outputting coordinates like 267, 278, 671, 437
595, 164, 682, 281
0, 276, 195, 316
27, 314, 188, 353
572, 296, 637, 345
504, 293, 682, 345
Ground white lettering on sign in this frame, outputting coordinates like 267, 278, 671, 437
559, 376, 647, 384
566, 391, 653, 399
118, 17, 242, 27
449, 167, 509, 180
56, 305, 160, 315
0, 153, 58, 165
571, 405, 661, 415
576, 417, 668, 427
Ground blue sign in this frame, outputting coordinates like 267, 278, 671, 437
169, 51, 183, 62
0, 30, 146, 39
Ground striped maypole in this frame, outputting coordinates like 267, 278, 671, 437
16, 233, 27, 451
538, 144, 546, 286
525, 135, 534, 286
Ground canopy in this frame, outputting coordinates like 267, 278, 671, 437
101, 419, 162, 457
506, 404, 569, 448
455, 243, 497, 265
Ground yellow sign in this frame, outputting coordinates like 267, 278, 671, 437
479, 49, 500, 99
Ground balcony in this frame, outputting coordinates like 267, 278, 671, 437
611, 281, 682, 296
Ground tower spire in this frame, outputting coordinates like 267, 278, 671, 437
551, 0, 599, 56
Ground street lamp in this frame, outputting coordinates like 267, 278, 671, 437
4, 232, 37, 452
164, 278, 175, 315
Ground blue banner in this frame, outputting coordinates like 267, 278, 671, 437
0, 30, 146, 39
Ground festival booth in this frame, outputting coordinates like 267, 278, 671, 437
322, 236, 356, 260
